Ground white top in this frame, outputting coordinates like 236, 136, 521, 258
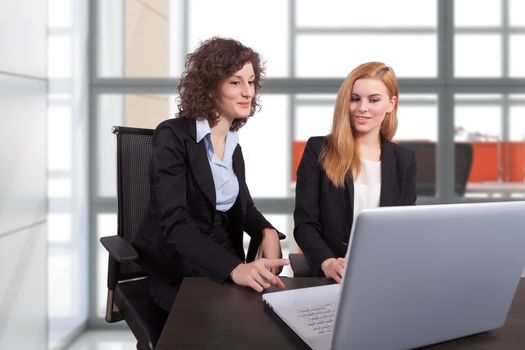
352, 158, 382, 232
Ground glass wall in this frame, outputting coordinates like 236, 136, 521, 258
48, 0, 89, 348
91, 0, 525, 322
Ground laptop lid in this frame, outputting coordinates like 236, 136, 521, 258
332, 201, 525, 349
264, 201, 525, 350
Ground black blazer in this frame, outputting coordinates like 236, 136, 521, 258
293, 136, 417, 276
134, 117, 275, 285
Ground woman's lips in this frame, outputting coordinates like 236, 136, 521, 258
355, 115, 371, 122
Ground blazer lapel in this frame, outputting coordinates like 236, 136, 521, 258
343, 173, 354, 244
379, 141, 399, 206
232, 146, 246, 216
186, 120, 216, 206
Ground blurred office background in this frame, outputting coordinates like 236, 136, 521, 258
1, 0, 525, 348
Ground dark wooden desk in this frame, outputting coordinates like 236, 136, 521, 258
156, 277, 525, 350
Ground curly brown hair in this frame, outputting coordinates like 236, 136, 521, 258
177, 37, 265, 131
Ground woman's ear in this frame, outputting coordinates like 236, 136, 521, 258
388, 95, 398, 113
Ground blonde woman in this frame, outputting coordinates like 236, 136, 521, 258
294, 62, 416, 283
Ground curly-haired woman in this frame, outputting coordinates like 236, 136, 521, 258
134, 37, 289, 312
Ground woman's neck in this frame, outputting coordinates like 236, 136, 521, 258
357, 132, 381, 162
210, 116, 233, 161
211, 116, 232, 140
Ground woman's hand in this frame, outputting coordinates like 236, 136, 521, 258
230, 258, 290, 292
256, 228, 283, 274
321, 257, 346, 283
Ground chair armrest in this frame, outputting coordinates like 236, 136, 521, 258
289, 253, 313, 277
100, 235, 139, 263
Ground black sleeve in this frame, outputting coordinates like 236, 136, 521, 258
293, 138, 335, 275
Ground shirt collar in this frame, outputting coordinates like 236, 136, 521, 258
195, 118, 239, 155
196, 118, 211, 143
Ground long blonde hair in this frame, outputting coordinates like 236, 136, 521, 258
321, 62, 399, 188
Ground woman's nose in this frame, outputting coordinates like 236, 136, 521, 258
241, 83, 254, 97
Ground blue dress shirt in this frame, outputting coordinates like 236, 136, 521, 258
196, 118, 240, 212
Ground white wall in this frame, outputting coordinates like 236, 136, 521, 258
0, 0, 47, 348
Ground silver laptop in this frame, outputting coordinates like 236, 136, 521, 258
263, 201, 525, 350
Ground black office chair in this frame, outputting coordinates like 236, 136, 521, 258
399, 142, 473, 197
454, 143, 474, 196
99, 126, 165, 350
100, 126, 270, 349
289, 253, 314, 277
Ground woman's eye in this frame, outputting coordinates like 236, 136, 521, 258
351, 97, 360, 102
370, 98, 380, 103
248, 80, 255, 85
230, 81, 240, 86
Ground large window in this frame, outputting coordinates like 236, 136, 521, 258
91, 0, 525, 323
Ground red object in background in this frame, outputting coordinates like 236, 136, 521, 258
292, 141, 306, 182
468, 143, 500, 182
469, 142, 525, 183
504, 142, 525, 182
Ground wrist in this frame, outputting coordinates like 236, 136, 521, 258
229, 262, 243, 279
321, 258, 336, 272
262, 228, 277, 239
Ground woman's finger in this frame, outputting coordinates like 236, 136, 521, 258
255, 263, 286, 289
262, 258, 290, 269
272, 276, 286, 289
247, 277, 264, 292
252, 271, 272, 289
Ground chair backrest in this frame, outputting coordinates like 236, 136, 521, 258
113, 126, 155, 281
454, 143, 474, 195
399, 142, 473, 197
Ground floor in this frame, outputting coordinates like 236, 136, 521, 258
64, 330, 137, 350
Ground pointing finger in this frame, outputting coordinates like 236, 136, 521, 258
263, 258, 290, 268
